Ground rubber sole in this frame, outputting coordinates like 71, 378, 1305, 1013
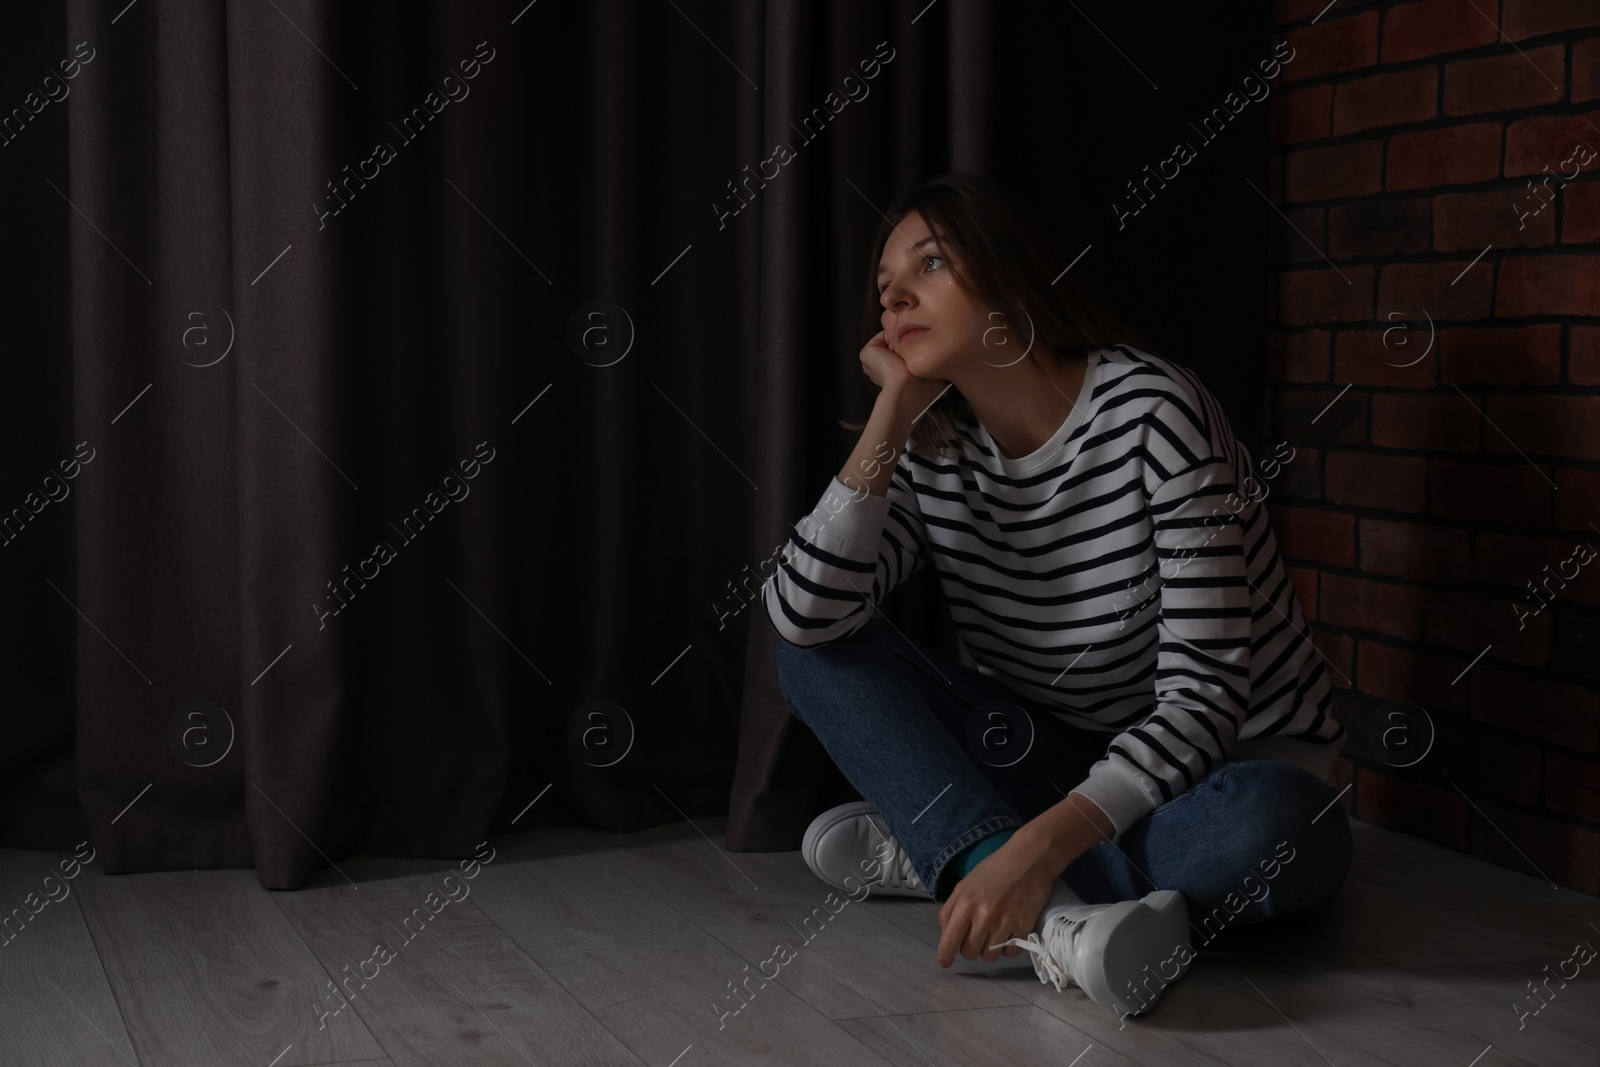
1076, 890, 1192, 1018
800, 800, 881, 894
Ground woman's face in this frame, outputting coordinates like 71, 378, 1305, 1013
877, 211, 992, 381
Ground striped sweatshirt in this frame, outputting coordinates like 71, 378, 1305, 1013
764, 344, 1344, 838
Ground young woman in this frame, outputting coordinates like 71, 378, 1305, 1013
763, 173, 1350, 1021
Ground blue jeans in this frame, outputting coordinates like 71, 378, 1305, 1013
774, 617, 1351, 934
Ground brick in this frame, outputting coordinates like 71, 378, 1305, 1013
1268, 329, 1331, 382
1468, 799, 1600, 895
1320, 573, 1429, 640
1547, 753, 1600, 820
1267, 504, 1357, 567
1384, 0, 1502, 62
1421, 587, 1551, 667
1572, 325, 1600, 385
1284, 562, 1319, 618
1485, 395, 1600, 464
1333, 67, 1438, 135
1273, 387, 1368, 444
1281, 13, 1379, 83
1496, 255, 1600, 317
1378, 262, 1493, 321
1504, 0, 1600, 40
1365, 304, 1439, 373
1469, 730, 1544, 806
1444, 45, 1566, 116
1360, 518, 1472, 582
1285, 141, 1385, 201
1272, 207, 1327, 266
1334, 330, 1436, 388
1328, 198, 1431, 258
1273, 0, 1332, 24
1477, 530, 1600, 602
1505, 111, 1600, 177
1478, 524, 1593, 588
1430, 461, 1552, 525
1471, 663, 1600, 750
1387, 124, 1503, 191
1561, 180, 1600, 244
1272, 85, 1333, 147
1326, 451, 1427, 511
1435, 189, 1554, 251
1371, 394, 1481, 452
1511, 184, 1563, 242
1275, 444, 1324, 500
1553, 466, 1600, 528
1278, 264, 1375, 324
1576, 37, 1600, 103
1553, 608, 1600, 681
1359, 641, 1472, 715
1309, 625, 1356, 689
1356, 767, 1469, 849
1439, 325, 1562, 386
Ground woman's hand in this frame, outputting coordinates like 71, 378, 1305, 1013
935, 829, 1063, 967
859, 330, 949, 425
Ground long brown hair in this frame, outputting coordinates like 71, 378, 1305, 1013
842, 172, 1151, 457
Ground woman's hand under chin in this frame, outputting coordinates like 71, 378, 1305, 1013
859, 329, 950, 426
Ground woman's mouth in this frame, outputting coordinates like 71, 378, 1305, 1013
898, 325, 929, 343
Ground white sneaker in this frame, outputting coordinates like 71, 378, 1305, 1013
801, 801, 927, 898
995, 890, 1193, 1019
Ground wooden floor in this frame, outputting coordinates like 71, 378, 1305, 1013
1, 816, 1596, 1066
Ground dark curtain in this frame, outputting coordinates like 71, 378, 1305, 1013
0, 0, 990, 888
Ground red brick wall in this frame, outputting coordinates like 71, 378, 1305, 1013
1267, 0, 1600, 894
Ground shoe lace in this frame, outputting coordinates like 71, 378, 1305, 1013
992, 914, 1081, 993
861, 815, 924, 891
877, 844, 923, 890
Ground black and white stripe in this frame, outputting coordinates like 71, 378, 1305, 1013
764, 345, 1343, 835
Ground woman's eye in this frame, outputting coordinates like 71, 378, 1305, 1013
924, 255, 944, 273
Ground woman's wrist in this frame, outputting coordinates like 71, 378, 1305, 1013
1014, 791, 1114, 874
875, 385, 920, 438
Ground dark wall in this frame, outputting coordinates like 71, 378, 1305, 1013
995, 2, 1276, 456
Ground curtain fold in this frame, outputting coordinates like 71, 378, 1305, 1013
0, 0, 991, 888
727, 0, 993, 851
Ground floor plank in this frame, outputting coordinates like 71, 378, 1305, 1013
272, 856, 642, 1067
0, 849, 139, 1065
70, 862, 388, 1067
1351, 821, 1600, 951
461, 826, 896, 1066
838, 1004, 1130, 1067
1313, 873, 1574, 969
582, 819, 1028, 1020
1406, 958, 1600, 1063
1201, 936, 1548, 1067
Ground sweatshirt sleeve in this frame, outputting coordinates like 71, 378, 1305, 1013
1070, 388, 1255, 838
764, 448, 930, 647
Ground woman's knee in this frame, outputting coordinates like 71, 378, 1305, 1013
1216, 759, 1352, 920
775, 627, 853, 683
774, 632, 823, 709
773, 622, 893, 714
